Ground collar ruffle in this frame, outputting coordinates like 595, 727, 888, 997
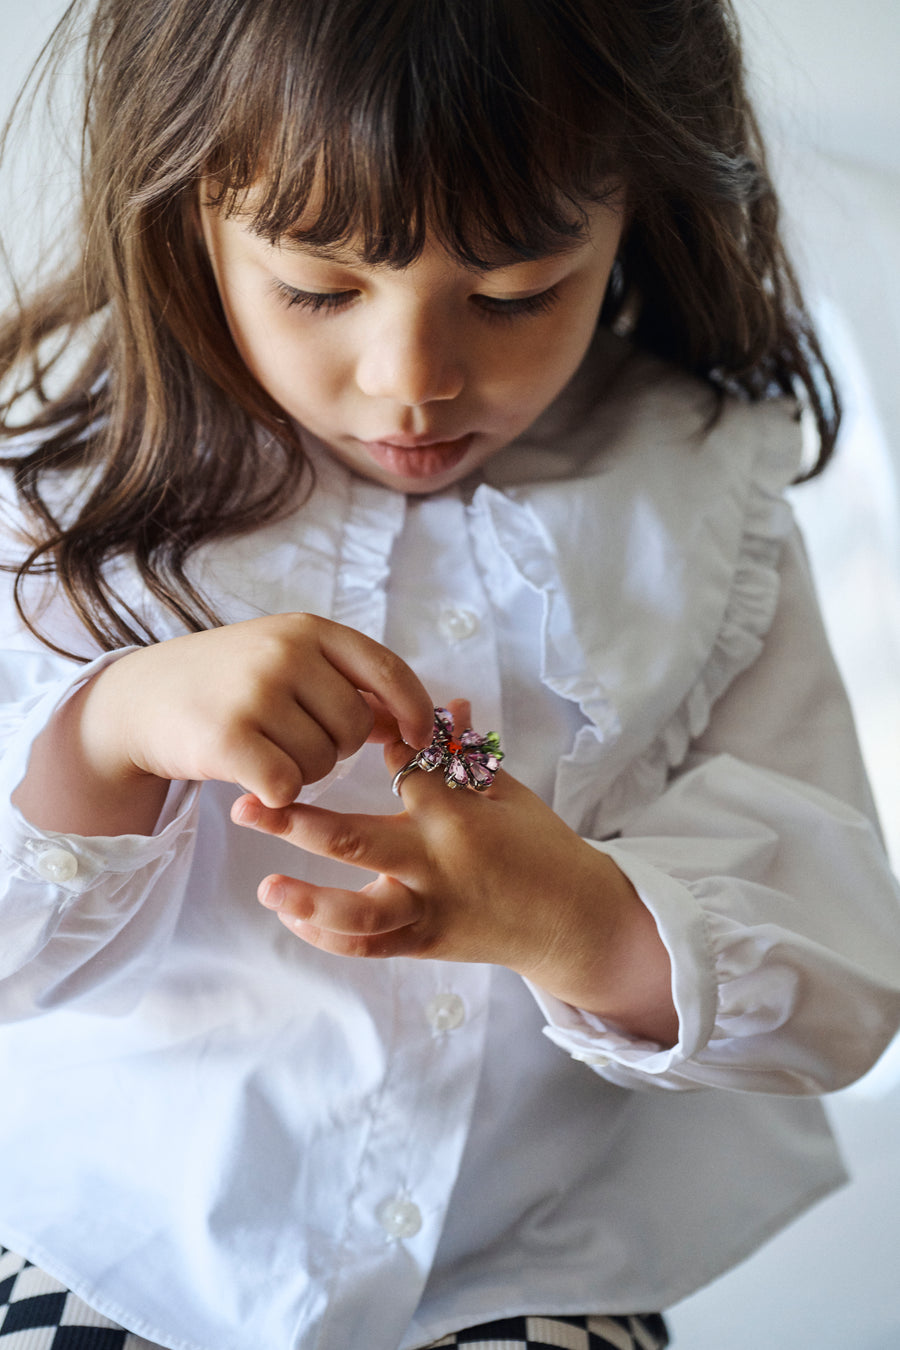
474, 342, 801, 832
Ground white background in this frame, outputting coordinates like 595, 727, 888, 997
2, 2, 899, 1346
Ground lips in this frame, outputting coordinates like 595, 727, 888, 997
361, 433, 475, 480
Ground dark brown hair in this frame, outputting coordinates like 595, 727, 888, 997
1, 0, 839, 656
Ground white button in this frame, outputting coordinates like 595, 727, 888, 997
437, 605, 479, 643
377, 1196, 422, 1239
425, 993, 466, 1033
35, 847, 79, 884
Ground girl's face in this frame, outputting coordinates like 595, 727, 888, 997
200, 194, 625, 494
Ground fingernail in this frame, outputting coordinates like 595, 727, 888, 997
259, 880, 284, 910
233, 796, 261, 826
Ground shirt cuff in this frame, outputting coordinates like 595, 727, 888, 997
527, 841, 718, 1081
0, 648, 199, 896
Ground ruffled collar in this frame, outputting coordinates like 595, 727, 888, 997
473, 335, 803, 830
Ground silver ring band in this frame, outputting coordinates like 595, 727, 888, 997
391, 757, 423, 797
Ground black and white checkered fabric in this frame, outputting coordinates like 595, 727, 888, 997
422, 1312, 669, 1350
2, 1248, 667, 1350
0, 1249, 164, 1349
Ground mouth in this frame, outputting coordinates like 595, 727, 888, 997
361, 433, 475, 480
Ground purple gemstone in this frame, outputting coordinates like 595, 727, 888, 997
433, 708, 454, 738
416, 745, 444, 771
467, 761, 493, 788
446, 757, 469, 786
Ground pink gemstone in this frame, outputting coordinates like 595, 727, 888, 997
447, 758, 468, 785
467, 761, 492, 787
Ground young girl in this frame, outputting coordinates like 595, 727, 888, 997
1, 2, 898, 1348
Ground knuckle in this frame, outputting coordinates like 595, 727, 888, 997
286, 611, 319, 641
372, 646, 406, 688
298, 737, 338, 786
345, 934, 390, 959
346, 902, 384, 936
198, 719, 245, 771
262, 768, 305, 810
323, 822, 369, 867
357, 639, 408, 698
334, 700, 374, 757
248, 629, 293, 673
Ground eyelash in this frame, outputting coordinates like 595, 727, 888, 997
273, 282, 356, 313
271, 280, 561, 322
474, 287, 561, 323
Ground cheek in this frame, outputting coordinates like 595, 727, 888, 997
504, 308, 600, 403
236, 313, 343, 407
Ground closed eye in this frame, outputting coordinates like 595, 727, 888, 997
271, 278, 562, 322
472, 286, 561, 323
272, 280, 357, 313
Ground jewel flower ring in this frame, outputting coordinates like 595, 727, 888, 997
391, 707, 504, 798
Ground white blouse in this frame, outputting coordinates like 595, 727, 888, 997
0, 338, 898, 1350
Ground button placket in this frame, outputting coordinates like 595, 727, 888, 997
34, 845, 79, 884
425, 992, 467, 1033
376, 1194, 423, 1241
437, 604, 480, 644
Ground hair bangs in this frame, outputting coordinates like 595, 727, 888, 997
203, 0, 620, 270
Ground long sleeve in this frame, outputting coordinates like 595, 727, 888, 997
534, 530, 900, 1093
0, 647, 200, 1020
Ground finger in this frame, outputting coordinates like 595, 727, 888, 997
273, 911, 423, 960
359, 692, 402, 744
232, 795, 416, 877
381, 698, 472, 770
383, 695, 478, 760
259, 872, 422, 937
255, 697, 343, 786
446, 697, 472, 731
281, 681, 372, 765
220, 732, 309, 808
313, 619, 434, 749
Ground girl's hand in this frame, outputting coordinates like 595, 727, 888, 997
232, 700, 678, 1045
13, 615, 434, 837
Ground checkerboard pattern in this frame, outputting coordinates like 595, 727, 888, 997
2, 1248, 667, 1350
422, 1312, 669, 1350
0, 1249, 163, 1350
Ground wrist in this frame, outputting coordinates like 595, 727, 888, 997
523, 848, 679, 1048
13, 663, 170, 836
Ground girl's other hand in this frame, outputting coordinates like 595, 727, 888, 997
13, 615, 434, 837
233, 699, 678, 1046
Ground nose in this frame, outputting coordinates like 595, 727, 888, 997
355, 311, 465, 406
